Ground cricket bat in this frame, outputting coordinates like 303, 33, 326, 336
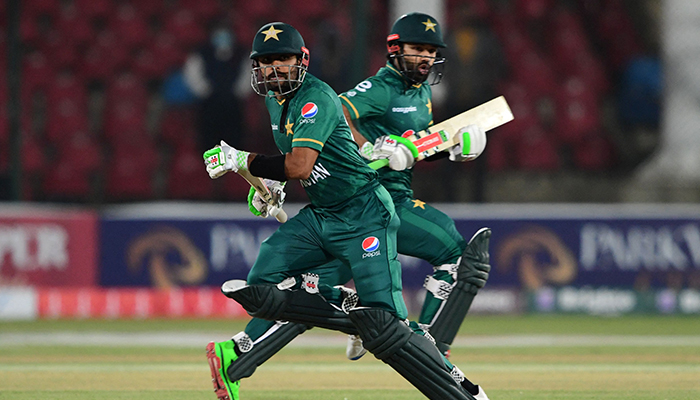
238, 169, 288, 223
368, 96, 513, 170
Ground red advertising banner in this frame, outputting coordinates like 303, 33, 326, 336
0, 207, 98, 286
37, 287, 247, 318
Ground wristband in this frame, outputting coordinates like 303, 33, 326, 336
249, 154, 288, 182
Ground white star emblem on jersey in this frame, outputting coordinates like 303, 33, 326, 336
262, 25, 283, 42
422, 19, 437, 32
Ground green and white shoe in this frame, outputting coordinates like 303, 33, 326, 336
206, 341, 240, 400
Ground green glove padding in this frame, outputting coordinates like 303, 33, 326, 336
247, 187, 264, 216
389, 135, 419, 159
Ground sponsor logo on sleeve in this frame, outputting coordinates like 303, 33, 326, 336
301, 102, 318, 118
299, 102, 318, 124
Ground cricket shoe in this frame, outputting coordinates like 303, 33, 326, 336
206, 341, 240, 400
473, 385, 490, 400
345, 334, 367, 360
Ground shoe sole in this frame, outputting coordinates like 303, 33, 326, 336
206, 342, 231, 400
348, 349, 367, 361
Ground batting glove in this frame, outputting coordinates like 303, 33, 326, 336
359, 141, 374, 160
373, 135, 419, 171
247, 179, 286, 218
203, 140, 250, 179
449, 124, 486, 162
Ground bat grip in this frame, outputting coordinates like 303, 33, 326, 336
269, 206, 288, 223
368, 159, 389, 170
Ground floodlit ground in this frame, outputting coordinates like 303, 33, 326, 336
1, 316, 699, 400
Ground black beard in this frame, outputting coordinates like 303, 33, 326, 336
401, 59, 431, 83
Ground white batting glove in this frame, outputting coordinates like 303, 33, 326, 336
203, 140, 250, 179
373, 135, 417, 171
359, 141, 374, 160
449, 124, 486, 162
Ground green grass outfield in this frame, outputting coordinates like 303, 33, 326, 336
1, 315, 699, 400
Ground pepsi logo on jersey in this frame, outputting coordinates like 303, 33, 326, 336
301, 102, 318, 118
361, 236, 381, 258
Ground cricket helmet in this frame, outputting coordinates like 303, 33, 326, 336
387, 12, 446, 85
387, 12, 447, 50
250, 22, 310, 97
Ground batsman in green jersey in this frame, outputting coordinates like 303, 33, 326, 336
203, 22, 484, 400
338, 12, 492, 377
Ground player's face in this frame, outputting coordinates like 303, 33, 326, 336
255, 54, 299, 93
402, 43, 438, 75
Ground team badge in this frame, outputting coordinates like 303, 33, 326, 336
362, 236, 380, 252
301, 102, 318, 118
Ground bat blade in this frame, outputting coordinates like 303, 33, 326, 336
369, 96, 513, 169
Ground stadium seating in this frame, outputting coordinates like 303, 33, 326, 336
166, 143, 215, 199
8, 0, 646, 201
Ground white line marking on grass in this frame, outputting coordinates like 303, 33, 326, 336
2, 333, 700, 348
1, 363, 699, 374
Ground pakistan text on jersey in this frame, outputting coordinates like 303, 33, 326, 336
391, 106, 417, 114
300, 163, 332, 187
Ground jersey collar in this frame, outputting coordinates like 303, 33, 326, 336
385, 62, 423, 89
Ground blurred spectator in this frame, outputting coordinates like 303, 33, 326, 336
618, 56, 662, 128
440, 3, 506, 122
182, 21, 248, 152
307, 17, 353, 93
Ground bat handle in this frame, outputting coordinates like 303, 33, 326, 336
369, 159, 389, 170
269, 206, 288, 223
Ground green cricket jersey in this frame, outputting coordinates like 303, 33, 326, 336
265, 73, 377, 209
339, 63, 434, 200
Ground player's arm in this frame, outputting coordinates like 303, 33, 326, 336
343, 105, 369, 147
206, 146, 318, 182
340, 95, 417, 171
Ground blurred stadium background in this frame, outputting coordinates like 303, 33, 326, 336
1, 0, 700, 398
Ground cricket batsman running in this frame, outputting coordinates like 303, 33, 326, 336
203, 21, 487, 400
337, 12, 492, 378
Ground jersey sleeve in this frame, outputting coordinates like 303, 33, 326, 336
338, 77, 391, 120
290, 90, 341, 153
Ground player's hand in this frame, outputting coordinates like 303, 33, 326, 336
373, 135, 418, 171
449, 124, 486, 162
203, 140, 250, 179
247, 179, 286, 218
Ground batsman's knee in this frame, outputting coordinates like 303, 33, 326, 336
222, 279, 287, 320
221, 278, 358, 334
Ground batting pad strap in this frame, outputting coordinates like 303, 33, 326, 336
349, 308, 475, 400
227, 322, 309, 382
222, 281, 358, 335
389, 134, 419, 159
232, 332, 253, 353
434, 262, 459, 280
423, 276, 454, 301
